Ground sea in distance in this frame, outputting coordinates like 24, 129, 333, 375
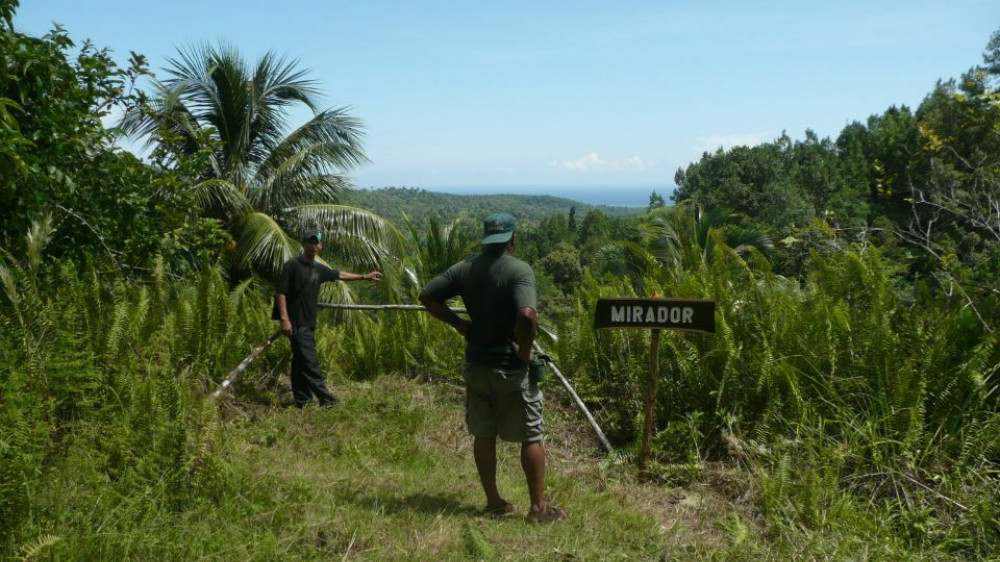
383, 185, 673, 208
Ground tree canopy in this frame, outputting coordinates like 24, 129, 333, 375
123, 43, 403, 279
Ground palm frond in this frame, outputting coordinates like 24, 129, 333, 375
287, 204, 406, 270
638, 210, 683, 266
25, 214, 54, 272
696, 206, 735, 247
253, 50, 321, 110
250, 108, 368, 206
232, 211, 299, 277
18, 533, 63, 560
249, 142, 357, 213
120, 79, 206, 159
597, 240, 662, 280
725, 225, 775, 256
191, 179, 253, 218
444, 218, 478, 266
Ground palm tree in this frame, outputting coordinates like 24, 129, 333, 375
598, 203, 774, 282
401, 215, 478, 278
123, 43, 403, 278
640, 204, 773, 268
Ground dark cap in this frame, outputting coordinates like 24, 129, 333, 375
303, 230, 323, 243
482, 212, 516, 245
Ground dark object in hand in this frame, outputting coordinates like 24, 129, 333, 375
529, 356, 548, 383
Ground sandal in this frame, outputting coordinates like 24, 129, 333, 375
484, 500, 517, 517
527, 505, 568, 524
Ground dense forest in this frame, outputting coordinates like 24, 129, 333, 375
342, 186, 643, 226
2, 0, 1000, 558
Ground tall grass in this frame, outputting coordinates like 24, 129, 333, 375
548, 242, 1000, 555
4, 217, 998, 557
358, 219, 999, 555
0, 229, 277, 552
330, 295, 466, 383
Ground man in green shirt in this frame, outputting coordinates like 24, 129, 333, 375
276, 231, 382, 408
419, 213, 566, 523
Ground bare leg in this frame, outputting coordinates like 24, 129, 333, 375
474, 436, 503, 505
521, 441, 547, 512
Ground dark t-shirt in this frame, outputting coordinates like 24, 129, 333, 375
276, 257, 340, 328
423, 248, 536, 368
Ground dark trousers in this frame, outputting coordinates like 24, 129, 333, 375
290, 325, 338, 407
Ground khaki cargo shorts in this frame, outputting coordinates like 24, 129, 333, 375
462, 361, 544, 443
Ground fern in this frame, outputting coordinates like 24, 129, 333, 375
17, 533, 63, 561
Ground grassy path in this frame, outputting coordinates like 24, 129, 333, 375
203, 376, 755, 561
22, 374, 947, 560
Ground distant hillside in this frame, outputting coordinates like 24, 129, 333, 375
342, 187, 644, 225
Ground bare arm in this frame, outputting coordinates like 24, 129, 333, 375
418, 290, 471, 336
276, 293, 292, 336
513, 306, 537, 363
338, 271, 383, 281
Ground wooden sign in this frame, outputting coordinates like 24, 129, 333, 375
594, 297, 715, 333
593, 296, 716, 473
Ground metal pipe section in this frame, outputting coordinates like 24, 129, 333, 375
212, 331, 282, 399
318, 303, 467, 313
533, 342, 613, 453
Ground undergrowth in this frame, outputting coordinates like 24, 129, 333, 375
2, 224, 998, 559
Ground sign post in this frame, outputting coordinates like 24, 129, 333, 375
594, 297, 715, 472
640, 329, 661, 471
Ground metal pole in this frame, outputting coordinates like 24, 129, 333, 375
318, 303, 467, 313
533, 342, 613, 453
212, 331, 282, 399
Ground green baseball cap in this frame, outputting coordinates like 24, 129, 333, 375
303, 230, 323, 243
482, 212, 516, 244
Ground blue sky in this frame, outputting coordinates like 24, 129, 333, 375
14, 1, 1000, 196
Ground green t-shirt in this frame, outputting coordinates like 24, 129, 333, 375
423, 248, 537, 368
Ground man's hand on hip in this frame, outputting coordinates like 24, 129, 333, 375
512, 341, 533, 364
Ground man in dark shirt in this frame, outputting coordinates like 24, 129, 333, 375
419, 212, 566, 523
276, 231, 382, 408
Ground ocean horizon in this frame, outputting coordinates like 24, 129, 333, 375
360, 185, 674, 208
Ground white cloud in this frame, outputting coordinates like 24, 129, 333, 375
694, 133, 768, 155
552, 152, 646, 172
